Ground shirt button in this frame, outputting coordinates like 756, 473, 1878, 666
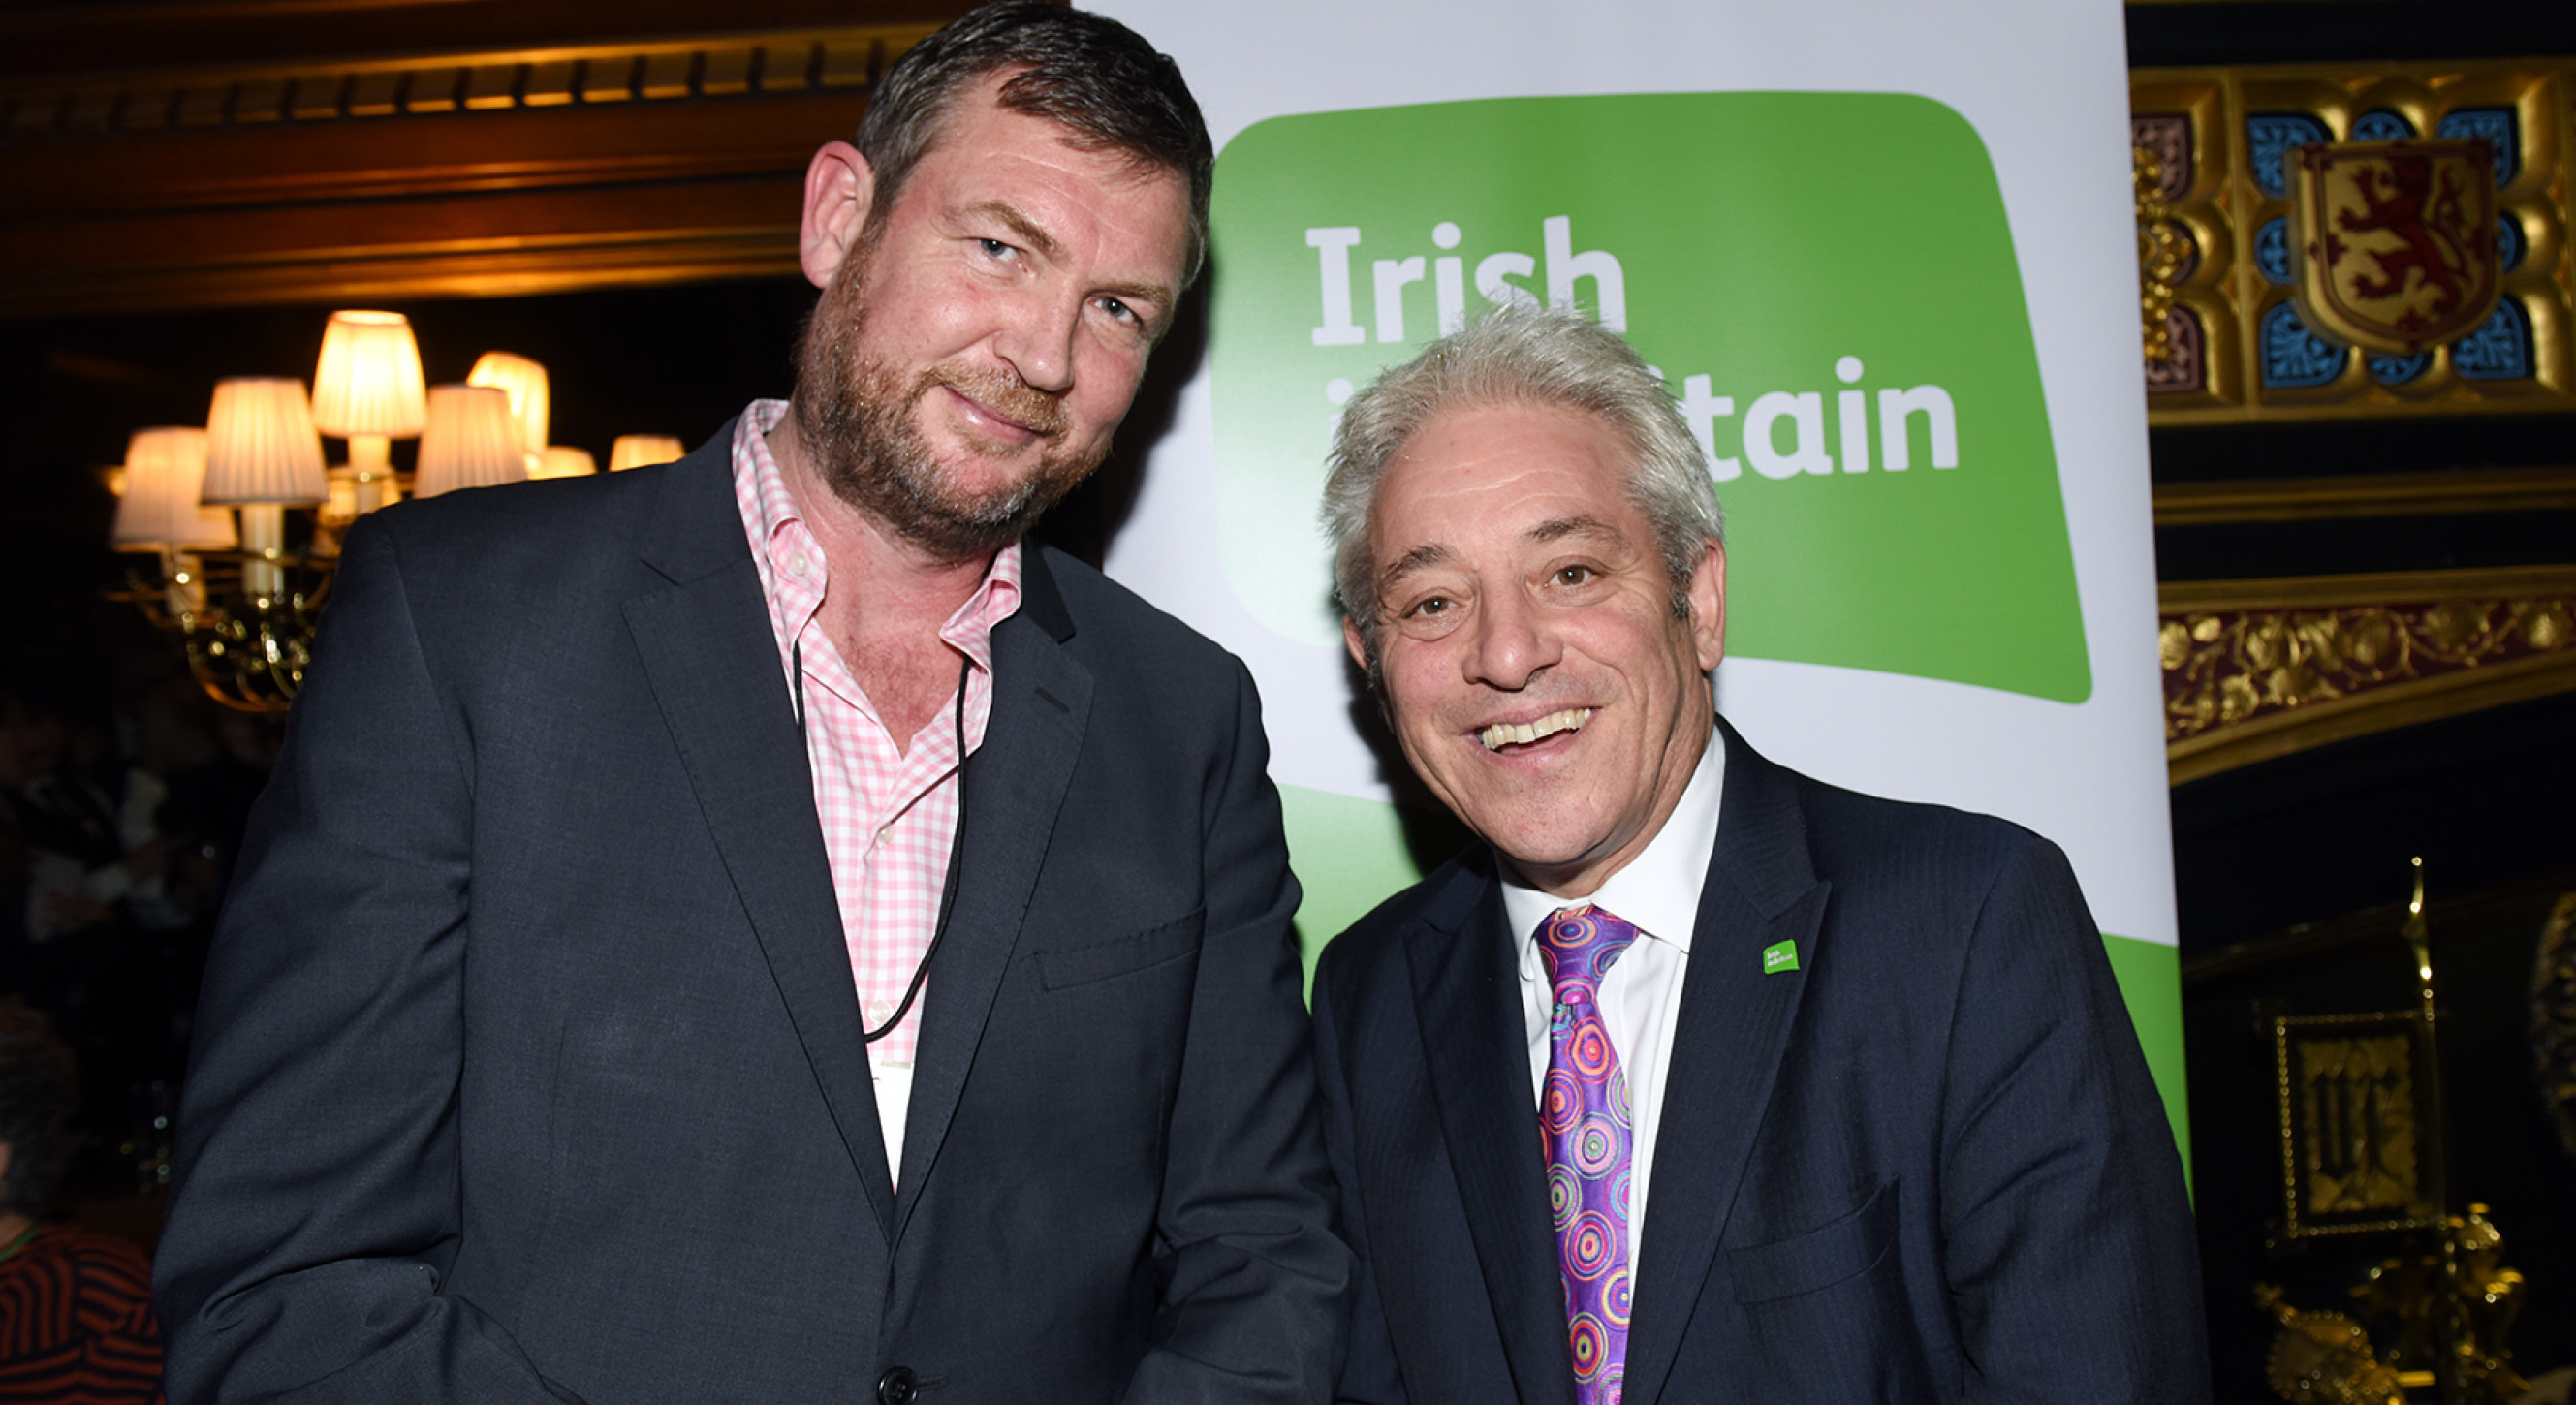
875, 826, 893, 847
790, 553, 811, 577
865, 1000, 895, 1025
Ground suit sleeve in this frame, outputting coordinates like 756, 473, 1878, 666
151, 520, 581, 1404
1309, 960, 1410, 1405
1937, 836, 2211, 1405
1119, 658, 1355, 1405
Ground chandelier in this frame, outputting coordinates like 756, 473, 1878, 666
110, 309, 685, 712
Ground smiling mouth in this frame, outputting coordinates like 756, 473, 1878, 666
1478, 707, 1594, 752
946, 385, 1040, 438
924, 368, 1066, 446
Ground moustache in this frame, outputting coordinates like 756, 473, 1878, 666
914, 365, 1068, 442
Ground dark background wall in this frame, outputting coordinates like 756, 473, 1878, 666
2132, 3, 2576, 1396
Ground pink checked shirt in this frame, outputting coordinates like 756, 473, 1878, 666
730, 400, 1023, 1180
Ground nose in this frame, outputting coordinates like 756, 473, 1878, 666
1463, 584, 1558, 692
994, 288, 1082, 395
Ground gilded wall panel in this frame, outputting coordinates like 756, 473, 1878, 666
2134, 63, 2573, 424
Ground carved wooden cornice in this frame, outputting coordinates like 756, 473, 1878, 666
0, 16, 956, 314
2162, 565, 2576, 784
0, 29, 921, 142
2152, 465, 2576, 524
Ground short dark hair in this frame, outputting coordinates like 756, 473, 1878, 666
0, 999, 79, 1219
856, 2, 1214, 282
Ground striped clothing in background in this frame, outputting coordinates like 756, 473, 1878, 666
0, 1226, 164, 1403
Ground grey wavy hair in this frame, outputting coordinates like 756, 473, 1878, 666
1320, 305, 1725, 677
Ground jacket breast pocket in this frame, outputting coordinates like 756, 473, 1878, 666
1726, 1176, 1898, 1304
1033, 909, 1205, 991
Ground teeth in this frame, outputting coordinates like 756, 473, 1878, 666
1480, 708, 1594, 751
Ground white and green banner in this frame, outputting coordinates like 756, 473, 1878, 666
1099, 0, 2184, 1159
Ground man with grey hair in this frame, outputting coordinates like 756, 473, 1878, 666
154, 6, 1348, 1402
1312, 307, 2206, 1404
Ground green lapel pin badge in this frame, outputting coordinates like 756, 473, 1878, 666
1762, 940, 1800, 975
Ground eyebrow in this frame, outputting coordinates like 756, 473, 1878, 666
1375, 515, 1625, 598
965, 200, 1061, 262
1527, 515, 1620, 546
1376, 543, 1454, 594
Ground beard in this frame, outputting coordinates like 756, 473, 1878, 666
791, 244, 1107, 562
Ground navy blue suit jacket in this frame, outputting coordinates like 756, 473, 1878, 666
1312, 723, 2206, 1404
154, 428, 1349, 1403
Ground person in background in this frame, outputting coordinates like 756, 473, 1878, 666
3, 684, 179, 949
0, 678, 196, 1190
0, 996, 165, 1403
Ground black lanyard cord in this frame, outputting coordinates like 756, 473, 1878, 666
794, 641, 974, 1046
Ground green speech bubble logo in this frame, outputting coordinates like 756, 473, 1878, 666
1209, 92, 2089, 703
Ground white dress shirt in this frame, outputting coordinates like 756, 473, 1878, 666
1500, 725, 1726, 1277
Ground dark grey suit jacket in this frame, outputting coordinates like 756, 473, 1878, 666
154, 427, 1350, 1403
1313, 723, 2206, 1404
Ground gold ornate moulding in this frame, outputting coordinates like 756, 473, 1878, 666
0, 32, 912, 136
2131, 61, 2573, 425
2161, 564, 2576, 784
0, 21, 942, 315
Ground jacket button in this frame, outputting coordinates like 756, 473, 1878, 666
877, 1366, 918, 1405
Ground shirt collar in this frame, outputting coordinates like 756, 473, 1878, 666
730, 398, 1024, 671
1500, 722, 1727, 956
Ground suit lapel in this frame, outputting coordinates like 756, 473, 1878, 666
892, 547, 1092, 1240
621, 440, 897, 1240
1622, 723, 1827, 1405
1407, 859, 1582, 1405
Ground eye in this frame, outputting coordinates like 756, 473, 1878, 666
976, 237, 1016, 261
1097, 295, 1138, 325
1391, 587, 1467, 640
1555, 564, 1595, 587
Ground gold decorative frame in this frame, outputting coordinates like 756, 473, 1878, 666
2132, 61, 2573, 424
2161, 565, 2576, 784
2273, 1010, 2440, 1240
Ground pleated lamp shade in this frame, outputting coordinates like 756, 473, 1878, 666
111, 427, 235, 548
467, 352, 550, 462
414, 384, 525, 498
310, 311, 428, 438
531, 446, 596, 479
186, 507, 242, 548
608, 435, 685, 472
202, 378, 329, 505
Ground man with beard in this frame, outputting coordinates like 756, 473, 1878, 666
151, 8, 1351, 1403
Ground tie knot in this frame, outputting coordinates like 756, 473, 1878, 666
1538, 906, 1639, 1007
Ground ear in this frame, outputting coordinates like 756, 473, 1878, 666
1342, 615, 1371, 675
1686, 539, 1727, 672
799, 141, 876, 290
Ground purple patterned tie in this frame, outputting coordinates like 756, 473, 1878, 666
1538, 905, 1639, 1405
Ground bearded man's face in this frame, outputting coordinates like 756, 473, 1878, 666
791, 81, 1191, 560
